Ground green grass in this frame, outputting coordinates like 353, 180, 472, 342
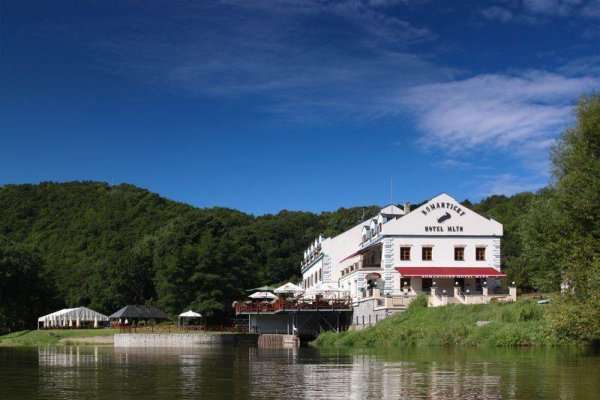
313, 298, 566, 349
0, 329, 118, 346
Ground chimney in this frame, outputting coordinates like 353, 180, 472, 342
403, 202, 410, 214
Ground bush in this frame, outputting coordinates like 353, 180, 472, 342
313, 300, 557, 349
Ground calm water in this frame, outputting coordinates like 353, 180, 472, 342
1, 345, 599, 399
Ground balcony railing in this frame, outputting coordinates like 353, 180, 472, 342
235, 298, 352, 314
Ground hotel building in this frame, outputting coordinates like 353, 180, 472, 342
300, 193, 515, 322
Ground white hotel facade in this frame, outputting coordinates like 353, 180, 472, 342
300, 193, 515, 313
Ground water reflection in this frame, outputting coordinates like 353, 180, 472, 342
0, 345, 598, 400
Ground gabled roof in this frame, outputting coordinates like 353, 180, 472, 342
382, 193, 502, 236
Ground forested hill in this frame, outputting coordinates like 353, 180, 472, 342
0, 180, 569, 331
0, 181, 380, 330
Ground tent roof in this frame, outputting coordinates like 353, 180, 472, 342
340, 242, 382, 262
274, 282, 304, 294
38, 307, 109, 322
179, 310, 202, 318
108, 305, 170, 320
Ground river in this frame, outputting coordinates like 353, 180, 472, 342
1, 345, 599, 399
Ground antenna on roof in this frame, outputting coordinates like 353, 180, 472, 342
390, 177, 393, 205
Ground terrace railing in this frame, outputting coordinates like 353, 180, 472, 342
235, 298, 352, 314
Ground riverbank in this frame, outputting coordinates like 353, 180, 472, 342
313, 297, 566, 348
0, 329, 118, 346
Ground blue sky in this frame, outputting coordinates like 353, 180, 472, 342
1, 0, 599, 214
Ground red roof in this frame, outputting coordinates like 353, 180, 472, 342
396, 267, 505, 278
340, 242, 382, 262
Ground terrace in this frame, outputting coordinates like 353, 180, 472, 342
235, 297, 352, 315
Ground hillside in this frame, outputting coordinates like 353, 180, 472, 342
0, 181, 565, 333
0, 181, 380, 331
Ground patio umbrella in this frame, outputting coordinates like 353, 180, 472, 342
274, 282, 304, 295
248, 291, 278, 300
304, 282, 349, 299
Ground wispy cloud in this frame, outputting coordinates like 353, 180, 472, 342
481, 0, 600, 22
94, 0, 455, 121
402, 71, 598, 151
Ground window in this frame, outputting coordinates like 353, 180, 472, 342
400, 246, 411, 261
476, 247, 486, 261
401, 278, 411, 290
454, 247, 465, 261
422, 246, 432, 261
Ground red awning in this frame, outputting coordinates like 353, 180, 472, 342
395, 267, 505, 278
340, 242, 382, 262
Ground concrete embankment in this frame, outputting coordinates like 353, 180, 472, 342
114, 333, 258, 347
257, 334, 299, 348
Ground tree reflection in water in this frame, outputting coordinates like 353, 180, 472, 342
0, 346, 597, 400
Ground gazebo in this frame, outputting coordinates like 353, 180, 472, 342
178, 310, 202, 328
38, 307, 109, 329
109, 305, 170, 326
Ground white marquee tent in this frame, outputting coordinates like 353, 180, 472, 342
38, 307, 109, 329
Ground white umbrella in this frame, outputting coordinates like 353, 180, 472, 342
249, 291, 278, 300
274, 282, 304, 295
304, 282, 349, 299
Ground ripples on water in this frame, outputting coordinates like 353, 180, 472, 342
0, 345, 598, 400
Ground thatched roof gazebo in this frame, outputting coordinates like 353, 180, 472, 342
109, 305, 170, 324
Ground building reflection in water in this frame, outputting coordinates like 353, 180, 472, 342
32, 346, 595, 400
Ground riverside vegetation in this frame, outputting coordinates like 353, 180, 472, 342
1, 95, 600, 347
313, 297, 561, 348
0, 329, 118, 346
315, 95, 600, 348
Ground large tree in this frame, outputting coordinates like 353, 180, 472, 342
548, 95, 600, 341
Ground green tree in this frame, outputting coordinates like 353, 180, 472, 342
0, 238, 55, 332
548, 95, 600, 340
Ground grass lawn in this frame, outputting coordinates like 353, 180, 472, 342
0, 329, 118, 346
313, 297, 564, 349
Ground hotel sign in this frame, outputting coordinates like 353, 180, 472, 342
421, 201, 465, 233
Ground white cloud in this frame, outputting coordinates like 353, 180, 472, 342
96, 0, 452, 120
402, 71, 598, 152
481, 6, 514, 22
487, 0, 600, 20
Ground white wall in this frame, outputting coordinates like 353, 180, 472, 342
301, 193, 503, 300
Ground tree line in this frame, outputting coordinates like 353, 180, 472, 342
1, 95, 599, 341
